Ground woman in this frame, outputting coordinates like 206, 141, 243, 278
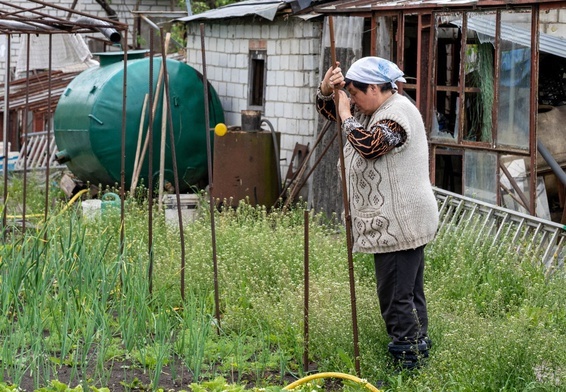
316, 56, 439, 370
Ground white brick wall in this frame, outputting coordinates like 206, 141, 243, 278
185, 17, 323, 175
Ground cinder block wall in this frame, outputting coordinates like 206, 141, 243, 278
184, 17, 323, 176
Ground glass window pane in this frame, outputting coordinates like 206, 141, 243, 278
496, 10, 532, 149
431, 13, 461, 142
464, 150, 497, 204
464, 12, 495, 142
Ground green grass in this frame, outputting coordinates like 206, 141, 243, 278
0, 180, 565, 391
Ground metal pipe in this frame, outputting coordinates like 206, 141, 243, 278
537, 139, 566, 186
201, 23, 222, 333
2, 33, 10, 236
303, 209, 310, 373
329, 15, 361, 377
21, 33, 30, 234
75, 16, 121, 43
260, 118, 282, 197
148, 32, 155, 295
162, 29, 187, 304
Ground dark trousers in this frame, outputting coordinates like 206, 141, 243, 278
374, 245, 428, 345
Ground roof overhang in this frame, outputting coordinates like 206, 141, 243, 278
177, 0, 288, 23
313, 0, 562, 14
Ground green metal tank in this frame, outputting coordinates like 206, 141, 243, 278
54, 51, 224, 192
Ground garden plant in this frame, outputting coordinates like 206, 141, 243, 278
0, 177, 565, 391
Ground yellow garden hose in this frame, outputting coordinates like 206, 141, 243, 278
4, 188, 89, 220
59, 188, 90, 214
284, 372, 381, 391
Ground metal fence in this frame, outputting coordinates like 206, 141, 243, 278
433, 187, 565, 275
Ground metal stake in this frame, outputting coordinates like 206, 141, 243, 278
329, 15, 361, 376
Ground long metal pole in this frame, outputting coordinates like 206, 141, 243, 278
329, 16, 361, 376
200, 23, 221, 332
147, 32, 155, 294
22, 33, 30, 234
2, 34, 10, 236
120, 30, 128, 253
43, 34, 52, 236
303, 209, 310, 373
160, 29, 187, 302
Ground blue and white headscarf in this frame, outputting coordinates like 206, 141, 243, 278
345, 57, 407, 89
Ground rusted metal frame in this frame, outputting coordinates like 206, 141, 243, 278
27, 0, 127, 28
21, 33, 31, 234
303, 209, 310, 373
0, 2, 87, 32
200, 23, 221, 331
396, 11, 404, 85
148, 32, 155, 294
42, 33, 52, 238
119, 30, 128, 254
370, 13, 377, 56
0, 3, 45, 18
493, 10, 502, 206
499, 160, 530, 209
314, 0, 561, 14
427, 13, 439, 183
419, 13, 432, 117
457, 12, 467, 146
162, 27, 188, 304
329, 15, 361, 376
2, 34, 10, 236
492, 10, 501, 148
416, 13, 423, 108
430, 139, 530, 156
500, 182, 528, 211
528, 5, 539, 216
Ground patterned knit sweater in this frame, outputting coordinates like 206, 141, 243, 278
342, 93, 439, 254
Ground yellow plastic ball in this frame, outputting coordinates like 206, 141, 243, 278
214, 123, 227, 137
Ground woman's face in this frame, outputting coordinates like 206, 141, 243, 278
346, 84, 380, 115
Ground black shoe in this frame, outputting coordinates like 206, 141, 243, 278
388, 341, 429, 370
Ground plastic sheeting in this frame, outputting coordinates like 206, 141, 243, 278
15, 34, 97, 78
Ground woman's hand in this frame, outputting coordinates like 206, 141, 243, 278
321, 63, 345, 95
336, 90, 352, 120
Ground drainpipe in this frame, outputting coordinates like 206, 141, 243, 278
75, 16, 121, 43
537, 139, 566, 186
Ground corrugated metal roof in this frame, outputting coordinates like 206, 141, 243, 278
313, 0, 558, 14
177, 0, 289, 22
